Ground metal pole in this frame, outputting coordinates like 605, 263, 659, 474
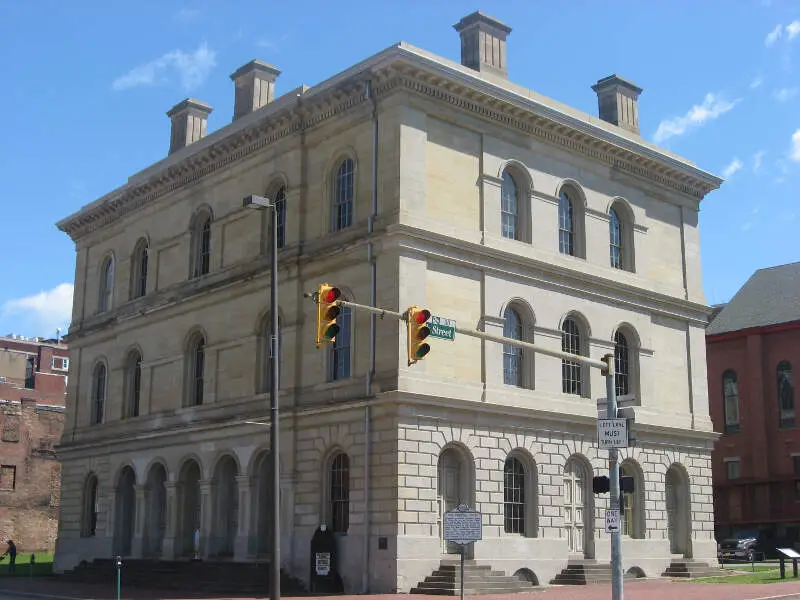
460, 545, 465, 600
270, 203, 281, 600
604, 354, 623, 600
116, 556, 121, 600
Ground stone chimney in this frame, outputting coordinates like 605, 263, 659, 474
167, 98, 213, 155
453, 11, 512, 79
591, 75, 643, 135
230, 59, 281, 120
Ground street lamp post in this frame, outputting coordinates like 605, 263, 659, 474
243, 194, 281, 600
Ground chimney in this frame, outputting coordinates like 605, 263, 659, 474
453, 11, 512, 79
230, 59, 281, 120
591, 75, 643, 135
167, 98, 213, 155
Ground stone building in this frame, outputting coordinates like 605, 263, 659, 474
707, 262, 800, 543
0, 335, 68, 551
54, 11, 721, 592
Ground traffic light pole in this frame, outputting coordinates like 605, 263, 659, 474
603, 354, 623, 600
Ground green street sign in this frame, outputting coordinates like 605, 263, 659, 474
429, 315, 456, 341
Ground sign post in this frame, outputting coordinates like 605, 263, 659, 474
443, 504, 482, 600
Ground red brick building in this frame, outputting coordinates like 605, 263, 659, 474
707, 262, 800, 542
0, 334, 68, 552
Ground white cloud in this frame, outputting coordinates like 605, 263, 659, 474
1, 283, 73, 336
789, 129, 800, 162
753, 150, 766, 173
653, 93, 740, 144
787, 20, 800, 40
750, 76, 764, 89
766, 24, 783, 46
722, 157, 743, 178
773, 87, 798, 101
174, 8, 201, 21
112, 43, 216, 91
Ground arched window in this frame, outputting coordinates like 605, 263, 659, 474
259, 316, 282, 394
561, 318, 584, 396
558, 191, 574, 255
187, 335, 205, 406
329, 452, 350, 533
331, 158, 354, 231
504, 456, 525, 534
275, 186, 286, 249
98, 256, 115, 313
614, 331, 630, 396
125, 351, 142, 419
503, 308, 523, 387
609, 208, 623, 269
778, 361, 795, 428
501, 170, 519, 240
191, 213, 212, 278
722, 370, 740, 433
91, 363, 106, 425
131, 239, 148, 299
329, 306, 351, 381
620, 462, 644, 539
81, 474, 99, 537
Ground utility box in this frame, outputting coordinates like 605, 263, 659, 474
309, 525, 342, 593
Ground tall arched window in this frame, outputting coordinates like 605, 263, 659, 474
778, 361, 795, 428
504, 456, 525, 534
620, 462, 644, 539
558, 192, 574, 255
98, 256, 115, 313
329, 452, 350, 533
275, 186, 286, 249
126, 351, 142, 419
501, 170, 519, 240
187, 335, 205, 406
614, 331, 630, 396
191, 212, 212, 278
331, 158, 354, 231
503, 308, 523, 387
131, 239, 148, 299
722, 370, 740, 433
609, 208, 623, 269
91, 363, 106, 425
561, 318, 583, 396
81, 474, 99, 537
329, 306, 351, 381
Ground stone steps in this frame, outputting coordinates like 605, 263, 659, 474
550, 560, 640, 585
661, 561, 724, 578
411, 560, 536, 595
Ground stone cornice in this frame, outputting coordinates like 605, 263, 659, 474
57, 45, 721, 242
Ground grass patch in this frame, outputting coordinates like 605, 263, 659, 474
690, 568, 800, 584
0, 552, 53, 577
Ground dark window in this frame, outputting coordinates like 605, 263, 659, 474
92, 364, 106, 425
0, 465, 16, 491
24, 356, 35, 389
723, 370, 740, 433
275, 186, 286, 249
503, 308, 523, 387
329, 453, 350, 533
725, 460, 740, 480
191, 338, 205, 406
83, 476, 98, 537
778, 361, 795, 428
609, 208, 623, 269
1, 417, 19, 442
133, 241, 148, 298
199, 219, 211, 276
501, 170, 519, 240
614, 332, 629, 396
329, 306, 351, 381
332, 159, 354, 231
504, 457, 525, 534
127, 352, 142, 418
99, 257, 114, 312
793, 455, 800, 475
561, 318, 582, 395
558, 192, 574, 255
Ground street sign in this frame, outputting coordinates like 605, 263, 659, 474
429, 316, 456, 341
443, 504, 482, 544
598, 418, 628, 449
605, 509, 621, 533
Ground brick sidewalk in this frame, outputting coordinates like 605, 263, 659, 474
3, 578, 800, 600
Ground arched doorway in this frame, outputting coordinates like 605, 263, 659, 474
251, 451, 275, 556
437, 446, 474, 555
563, 457, 592, 558
82, 474, 99, 537
211, 456, 239, 557
144, 463, 167, 556
666, 465, 692, 557
178, 460, 201, 557
114, 467, 136, 556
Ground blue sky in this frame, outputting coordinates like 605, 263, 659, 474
1, 0, 798, 337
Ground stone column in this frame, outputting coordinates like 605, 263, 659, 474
161, 482, 179, 559
131, 485, 146, 558
199, 479, 214, 558
234, 475, 251, 560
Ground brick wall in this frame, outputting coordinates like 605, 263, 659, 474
0, 398, 65, 552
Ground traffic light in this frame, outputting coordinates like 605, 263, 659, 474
315, 284, 342, 348
592, 474, 635, 494
407, 306, 432, 363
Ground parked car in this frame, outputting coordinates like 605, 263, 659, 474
717, 529, 791, 561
